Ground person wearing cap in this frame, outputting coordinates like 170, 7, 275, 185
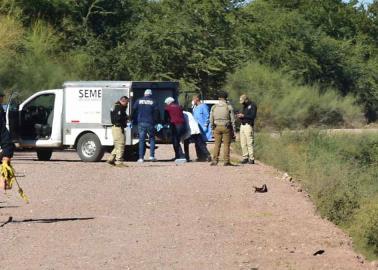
107, 96, 129, 166
210, 91, 236, 166
237, 94, 257, 164
133, 89, 160, 162
164, 97, 187, 163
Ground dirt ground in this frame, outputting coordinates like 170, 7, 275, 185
0, 145, 375, 270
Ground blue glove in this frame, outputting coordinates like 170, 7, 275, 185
155, 124, 163, 132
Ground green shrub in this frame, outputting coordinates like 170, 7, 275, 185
316, 181, 360, 225
225, 62, 364, 129
350, 199, 378, 258
0, 17, 91, 97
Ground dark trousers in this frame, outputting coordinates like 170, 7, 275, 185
184, 134, 210, 161
171, 124, 186, 159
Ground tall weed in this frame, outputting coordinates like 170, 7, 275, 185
226, 63, 364, 129
0, 18, 91, 97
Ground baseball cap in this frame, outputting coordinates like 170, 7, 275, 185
164, 97, 175, 104
144, 89, 152, 96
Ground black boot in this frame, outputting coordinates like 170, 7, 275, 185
240, 159, 249, 164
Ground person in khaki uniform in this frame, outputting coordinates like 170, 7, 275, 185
237, 94, 257, 164
107, 96, 129, 166
210, 91, 236, 166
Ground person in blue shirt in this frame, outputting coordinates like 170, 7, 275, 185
132, 89, 160, 162
192, 95, 212, 142
192, 95, 212, 161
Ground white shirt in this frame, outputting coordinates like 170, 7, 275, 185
183, 111, 201, 140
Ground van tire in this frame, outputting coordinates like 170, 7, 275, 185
36, 149, 53, 161
77, 133, 104, 162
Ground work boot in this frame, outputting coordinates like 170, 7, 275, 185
240, 159, 249, 164
224, 162, 233, 166
107, 155, 116, 165
115, 161, 128, 167
206, 156, 212, 162
248, 159, 255, 165
210, 160, 218, 166
106, 159, 115, 166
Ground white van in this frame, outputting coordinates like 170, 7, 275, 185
7, 81, 178, 162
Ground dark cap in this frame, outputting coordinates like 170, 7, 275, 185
217, 91, 228, 99
120, 96, 129, 100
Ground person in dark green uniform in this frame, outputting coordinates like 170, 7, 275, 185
107, 96, 129, 166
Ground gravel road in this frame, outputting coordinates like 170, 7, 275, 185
0, 145, 374, 270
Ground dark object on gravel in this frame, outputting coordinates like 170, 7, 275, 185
313, 250, 325, 256
254, 184, 268, 193
0, 216, 13, 227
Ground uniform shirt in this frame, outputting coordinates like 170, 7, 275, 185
133, 96, 159, 125
111, 101, 128, 128
210, 100, 236, 132
240, 101, 257, 126
164, 103, 185, 125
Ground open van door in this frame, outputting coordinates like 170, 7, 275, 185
6, 91, 21, 142
8, 90, 63, 160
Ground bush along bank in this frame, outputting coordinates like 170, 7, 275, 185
252, 130, 378, 260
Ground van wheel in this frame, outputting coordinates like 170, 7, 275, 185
36, 149, 52, 161
77, 133, 104, 162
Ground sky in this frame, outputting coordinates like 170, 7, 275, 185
344, 0, 374, 5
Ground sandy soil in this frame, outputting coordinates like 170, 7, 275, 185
0, 145, 375, 270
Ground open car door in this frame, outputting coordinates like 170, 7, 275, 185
6, 91, 21, 142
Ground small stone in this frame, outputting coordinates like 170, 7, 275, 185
356, 255, 364, 264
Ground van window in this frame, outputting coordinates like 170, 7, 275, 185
21, 94, 55, 139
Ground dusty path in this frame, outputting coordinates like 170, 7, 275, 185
0, 145, 373, 270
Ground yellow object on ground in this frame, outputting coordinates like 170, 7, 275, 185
1, 160, 29, 203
